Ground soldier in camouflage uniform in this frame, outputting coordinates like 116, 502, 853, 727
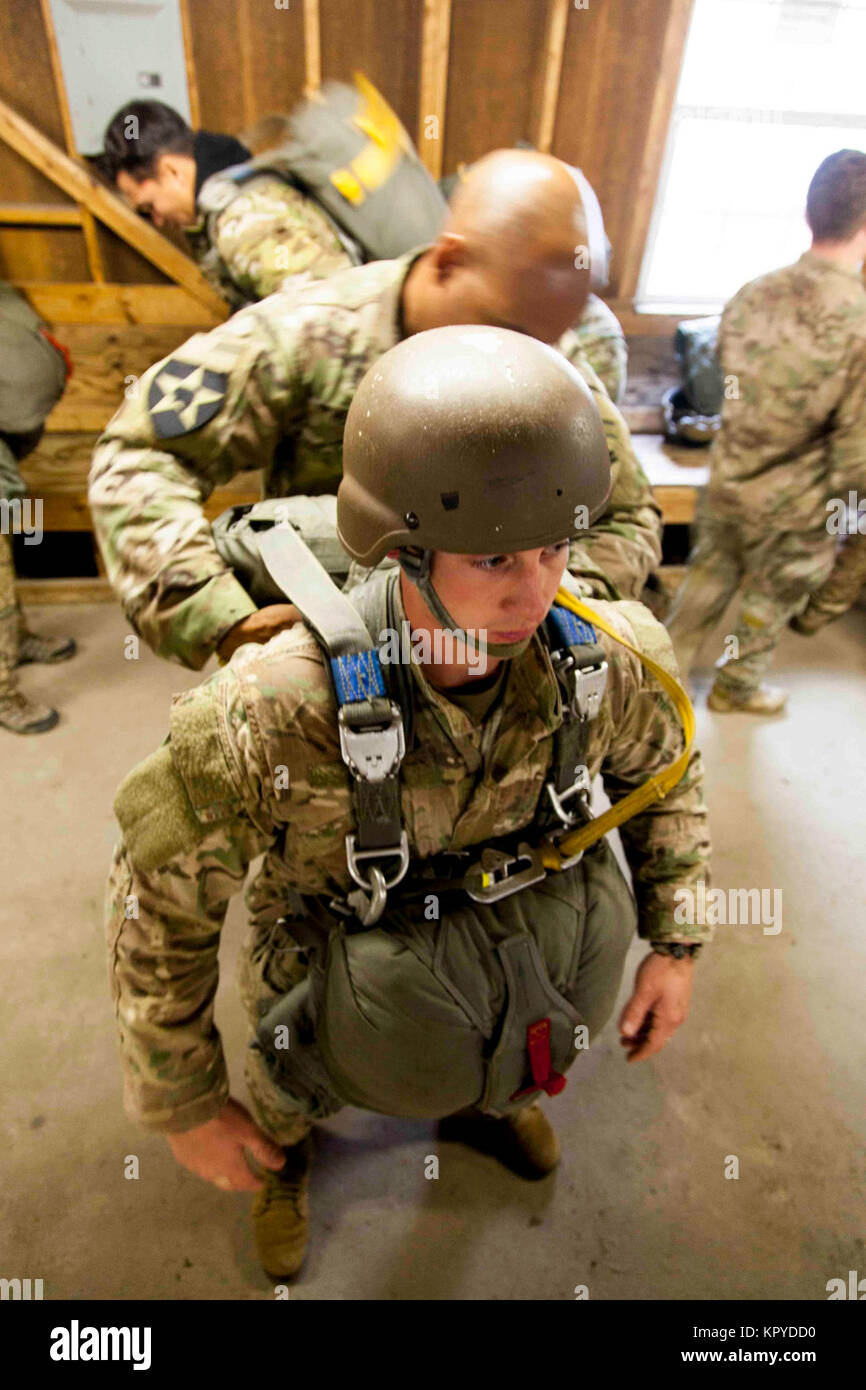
570, 292, 628, 405
0, 284, 77, 735
99, 100, 350, 309
105, 327, 710, 1281
666, 151, 866, 712
89, 149, 661, 673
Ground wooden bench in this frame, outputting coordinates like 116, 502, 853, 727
630, 432, 709, 525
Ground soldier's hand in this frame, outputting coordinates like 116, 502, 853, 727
217, 604, 302, 662
618, 952, 696, 1063
166, 1097, 286, 1192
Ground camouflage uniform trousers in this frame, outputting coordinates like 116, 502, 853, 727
797, 532, 866, 629
236, 844, 321, 1149
666, 499, 837, 694
0, 530, 24, 698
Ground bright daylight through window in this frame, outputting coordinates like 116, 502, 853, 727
637, 0, 866, 311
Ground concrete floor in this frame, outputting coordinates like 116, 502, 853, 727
2, 597, 865, 1302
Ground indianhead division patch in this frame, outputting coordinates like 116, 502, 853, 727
148, 359, 228, 440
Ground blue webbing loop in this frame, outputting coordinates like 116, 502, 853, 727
548, 605, 597, 649
330, 650, 386, 705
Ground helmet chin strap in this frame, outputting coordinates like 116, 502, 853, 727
398, 549, 536, 661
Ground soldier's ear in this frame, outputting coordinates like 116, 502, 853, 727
431, 232, 468, 281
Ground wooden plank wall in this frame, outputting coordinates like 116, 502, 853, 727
1, 0, 693, 294
0, 0, 697, 565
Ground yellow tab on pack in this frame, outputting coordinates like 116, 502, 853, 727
331, 168, 365, 205
329, 72, 408, 206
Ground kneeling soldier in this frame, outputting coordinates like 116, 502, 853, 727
105, 328, 711, 1283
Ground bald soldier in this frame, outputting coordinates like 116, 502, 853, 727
89, 149, 662, 672
440, 154, 628, 403
104, 328, 709, 1281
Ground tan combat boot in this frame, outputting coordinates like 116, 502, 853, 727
251, 1134, 313, 1280
707, 682, 787, 714
439, 1101, 561, 1179
789, 610, 826, 635
16, 631, 77, 665
0, 689, 59, 734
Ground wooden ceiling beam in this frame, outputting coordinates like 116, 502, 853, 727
0, 202, 82, 225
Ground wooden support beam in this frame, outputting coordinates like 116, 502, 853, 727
178, 0, 201, 127
18, 578, 115, 605
13, 283, 224, 327
303, 0, 321, 95
418, 0, 452, 179
533, 0, 569, 154
0, 203, 83, 225
0, 98, 230, 317
238, 0, 256, 128
38, 0, 105, 283
615, 0, 695, 303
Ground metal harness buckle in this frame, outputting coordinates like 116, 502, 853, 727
337, 703, 405, 782
345, 831, 410, 925
465, 842, 546, 904
545, 764, 591, 826
561, 655, 608, 722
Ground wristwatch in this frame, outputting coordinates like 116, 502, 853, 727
651, 941, 702, 959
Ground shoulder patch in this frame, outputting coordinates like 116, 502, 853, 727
148, 359, 228, 440
146, 332, 247, 440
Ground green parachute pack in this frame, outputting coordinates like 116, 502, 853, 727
199, 73, 447, 266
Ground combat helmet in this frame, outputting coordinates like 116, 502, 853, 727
337, 325, 612, 656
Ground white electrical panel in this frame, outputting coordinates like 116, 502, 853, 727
48, 0, 193, 155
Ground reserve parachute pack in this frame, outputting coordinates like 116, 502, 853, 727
199, 73, 447, 267
662, 315, 723, 446
215, 504, 694, 1121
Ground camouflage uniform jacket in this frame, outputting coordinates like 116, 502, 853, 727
186, 170, 352, 310
107, 587, 711, 1131
567, 293, 628, 404
89, 252, 662, 671
707, 250, 866, 530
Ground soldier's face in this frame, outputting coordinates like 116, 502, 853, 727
116, 156, 197, 231
431, 541, 570, 642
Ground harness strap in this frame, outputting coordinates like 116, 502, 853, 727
258, 526, 409, 921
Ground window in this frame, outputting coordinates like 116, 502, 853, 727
637, 0, 866, 312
